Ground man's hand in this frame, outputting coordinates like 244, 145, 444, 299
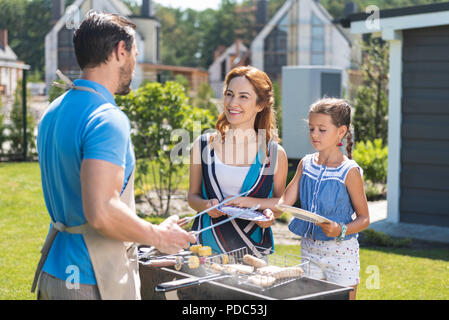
154, 215, 197, 254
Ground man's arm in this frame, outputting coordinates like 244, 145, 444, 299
81, 159, 195, 253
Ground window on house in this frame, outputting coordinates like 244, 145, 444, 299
264, 12, 288, 82
221, 59, 227, 81
311, 14, 325, 65
156, 26, 160, 63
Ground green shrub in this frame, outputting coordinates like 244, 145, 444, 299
361, 229, 412, 248
48, 81, 66, 103
116, 81, 215, 217
286, 170, 296, 186
353, 139, 388, 184
140, 213, 194, 231
6, 80, 36, 159
364, 180, 386, 201
276, 212, 291, 224
0, 97, 5, 155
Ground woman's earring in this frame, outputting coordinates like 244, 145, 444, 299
338, 142, 343, 147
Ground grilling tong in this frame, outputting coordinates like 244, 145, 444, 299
139, 200, 261, 269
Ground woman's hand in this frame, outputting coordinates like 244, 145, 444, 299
205, 199, 225, 219
224, 196, 256, 209
256, 208, 275, 229
316, 221, 342, 238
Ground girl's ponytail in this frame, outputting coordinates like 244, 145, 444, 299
346, 129, 354, 160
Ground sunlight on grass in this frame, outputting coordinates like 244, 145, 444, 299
0, 162, 49, 300
0, 163, 448, 300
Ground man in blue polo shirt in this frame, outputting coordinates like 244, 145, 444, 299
34, 11, 195, 300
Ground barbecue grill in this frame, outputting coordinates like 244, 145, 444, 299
138, 246, 353, 300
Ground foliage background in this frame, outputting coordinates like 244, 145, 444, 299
0, 0, 445, 79
115, 81, 215, 216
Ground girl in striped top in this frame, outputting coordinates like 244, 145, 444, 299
279, 98, 370, 300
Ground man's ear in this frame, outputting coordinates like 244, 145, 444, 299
114, 40, 127, 64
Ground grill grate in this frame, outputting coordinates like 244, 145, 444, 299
203, 246, 310, 291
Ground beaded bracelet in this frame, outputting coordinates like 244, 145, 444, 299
337, 223, 347, 243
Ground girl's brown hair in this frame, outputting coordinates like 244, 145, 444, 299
216, 66, 279, 145
309, 98, 354, 159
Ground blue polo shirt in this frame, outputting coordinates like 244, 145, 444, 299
37, 79, 135, 285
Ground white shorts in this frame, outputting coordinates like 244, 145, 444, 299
301, 237, 360, 287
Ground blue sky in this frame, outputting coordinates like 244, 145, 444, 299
153, 0, 222, 11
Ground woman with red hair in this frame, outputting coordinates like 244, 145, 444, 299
188, 66, 288, 256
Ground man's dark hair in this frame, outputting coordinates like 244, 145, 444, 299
73, 11, 137, 69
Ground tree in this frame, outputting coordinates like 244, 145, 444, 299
6, 80, 36, 160
0, 0, 51, 78
0, 97, 5, 156
156, 6, 203, 67
198, 1, 240, 69
353, 36, 389, 144
116, 81, 215, 216
272, 81, 282, 140
192, 82, 220, 118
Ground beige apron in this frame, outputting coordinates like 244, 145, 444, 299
81, 171, 141, 300
32, 171, 141, 300
31, 78, 141, 300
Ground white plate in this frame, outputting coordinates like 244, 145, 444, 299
275, 204, 332, 224
217, 205, 270, 222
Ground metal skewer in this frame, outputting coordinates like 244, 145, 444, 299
191, 204, 260, 236
178, 191, 250, 227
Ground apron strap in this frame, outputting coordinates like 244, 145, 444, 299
31, 221, 88, 293
53, 69, 109, 102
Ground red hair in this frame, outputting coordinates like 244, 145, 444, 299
216, 66, 279, 145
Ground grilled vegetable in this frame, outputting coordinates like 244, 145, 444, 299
243, 254, 267, 268
198, 246, 212, 257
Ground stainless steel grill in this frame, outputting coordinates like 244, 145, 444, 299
138, 246, 352, 300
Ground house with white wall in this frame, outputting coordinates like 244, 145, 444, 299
45, 0, 160, 91
0, 30, 28, 99
208, 40, 250, 98
208, 0, 357, 98
251, 0, 355, 86
343, 2, 449, 237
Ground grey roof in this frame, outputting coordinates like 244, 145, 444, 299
339, 2, 449, 27
0, 45, 18, 62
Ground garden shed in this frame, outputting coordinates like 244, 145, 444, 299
342, 3, 449, 229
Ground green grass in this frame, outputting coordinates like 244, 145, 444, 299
0, 162, 50, 300
274, 244, 449, 300
1, 162, 448, 300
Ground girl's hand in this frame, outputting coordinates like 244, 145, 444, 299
224, 196, 256, 209
206, 199, 225, 219
316, 221, 342, 238
256, 208, 275, 229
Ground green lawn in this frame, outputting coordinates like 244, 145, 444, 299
0, 162, 50, 300
274, 245, 449, 300
1, 162, 448, 300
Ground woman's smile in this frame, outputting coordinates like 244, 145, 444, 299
227, 108, 243, 116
